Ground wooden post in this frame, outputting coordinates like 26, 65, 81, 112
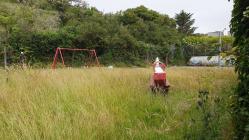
165, 56, 168, 66
4, 46, 7, 70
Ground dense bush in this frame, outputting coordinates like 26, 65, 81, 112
182, 36, 233, 62
231, 0, 249, 139
0, 0, 234, 67
0, 2, 181, 67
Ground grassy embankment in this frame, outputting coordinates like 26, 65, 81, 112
0, 67, 236, 139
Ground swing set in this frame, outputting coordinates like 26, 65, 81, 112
51, 47, 99, 69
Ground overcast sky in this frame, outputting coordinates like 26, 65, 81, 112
85, 0, 233, 34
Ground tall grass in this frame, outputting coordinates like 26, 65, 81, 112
0, 67, 236, 139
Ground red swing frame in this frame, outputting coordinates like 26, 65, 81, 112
51, 47, 99, 69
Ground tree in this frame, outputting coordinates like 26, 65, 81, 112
0, 7, 16, 69
231, 0, 249, 139
118, 6, 179, 63
0, 1, 182, 66
175, 10, 197, 35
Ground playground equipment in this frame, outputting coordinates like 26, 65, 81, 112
52, 47, 99, 69
150, 57, 170, 93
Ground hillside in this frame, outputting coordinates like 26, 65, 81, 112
0, 0, 233, 67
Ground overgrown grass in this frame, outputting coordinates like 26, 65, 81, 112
0, 67, 236, 139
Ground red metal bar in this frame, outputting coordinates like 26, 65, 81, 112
59, 48, 91, 51
59, 48, 65, 67
52, 48, 59, 69
92, 50, 100, 66
52, 47, 100, 69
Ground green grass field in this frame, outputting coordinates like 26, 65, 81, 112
0, 67, 237, 139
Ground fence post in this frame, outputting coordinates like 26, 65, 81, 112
4, 46, 7, 70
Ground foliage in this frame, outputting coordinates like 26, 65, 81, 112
175, 10, 197, 36
231, 0, 249, 139
182, 36, 233, 61
0, 2, 182, 66
0, 1, 234, 67
184, 90, 231, 139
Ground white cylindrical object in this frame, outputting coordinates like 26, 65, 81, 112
154, 63, 164, 73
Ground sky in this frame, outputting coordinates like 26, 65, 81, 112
84, 0, 233, 34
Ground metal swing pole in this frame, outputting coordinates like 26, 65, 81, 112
52, 48, 59, 69
92, 50, 99, 66
59, 48, 65, 67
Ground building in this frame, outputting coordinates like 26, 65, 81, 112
188, 56, 235, 66
207, 31, 224, 37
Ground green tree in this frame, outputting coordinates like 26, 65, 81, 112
175, 10, 197, 35
231, 0, 249, 139
0, 1, 182, 66
119, 6, 179, 63
0, 6, 16, 67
